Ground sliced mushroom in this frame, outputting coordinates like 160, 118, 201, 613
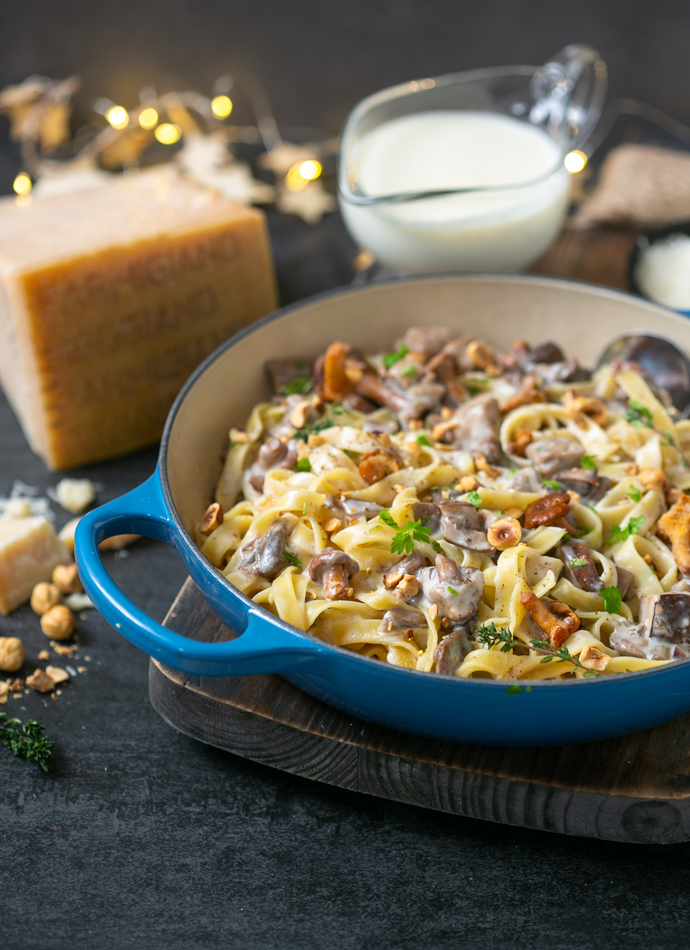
419, 554, 484, 622
394, 549, 430, 576
433, 628, 472, 675
616, 566, 636, 601
526, 342, 566, 364
638, 592, 690, 644
239, 520, 291, 579
439, 501, 493, 553
402, 326, 451, 361
412, 501, 441, 533
340, 498, 384, 520
426, 350, 470, 405
308, 548, 360, 600
560, 540, 603, 592
379, 607, 427, 635
555, 467, 613, 503
247, 436, 298, 492
438, 395, 504, 464
508, 466, 542, 493
608, 615, 686, 661
524, 438, 584, 478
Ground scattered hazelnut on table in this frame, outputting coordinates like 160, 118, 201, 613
31, 582, 63, 615
26, 668, 55, 693
52, 562, 83, 594
38, 649, 51, 662
40, 605, 76, 640
0, 636, 26, 672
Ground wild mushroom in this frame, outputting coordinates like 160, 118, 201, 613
412, 501, 441, 533
419, 554, 484, 622
519, 591, 580, 648
340, 498, 384, 520
402, 326, 451, 361
435, 395, 504, 464
247, 436, 298, 492
508, 466, 542, 493
238, 520, 292, 579
379, 607, 427, 636
438, 501, 493, 553
608, 615, 687, 661
524, 438, 584, 478
555, 467, 613, 503
657, 494, 690, 576
426, 350, 470, 405
393, 549, 430, 577
523, 492, 572, 529
638, 591, 690, 643
433, 628, 473, 675
498, 375, 548, 414
560, 540, 603, 592
308, 548, 360, 600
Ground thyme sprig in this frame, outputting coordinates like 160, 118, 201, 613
0, 713, 54, 771
624, 400, 690, 470
474, 622, 518, 653
529, 639, 598, 678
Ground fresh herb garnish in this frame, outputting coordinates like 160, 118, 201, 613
624, 400, 690, 470
581, 455, 597, 469
447, 586, 458, 596
0, 713, 53, 772
543, 479, 560, 490
570, 557, 587, 567
302, 502, 307, 516
293, 418, 331, 443
466, 490, 482, 507
295, 458, 312, 472
282, 550, 301, 568
475, 622, 518, 653
280, 376, 312, 395
600, 586, 623, 613
400, 364, 417, 378
416, 434, 432, 447
610, 516, 645, 545
627, 487, 642, 503
382, 342, 409, 370
530, 639, 598, 677
505, 684, 533, 694
379, 509, 443, 556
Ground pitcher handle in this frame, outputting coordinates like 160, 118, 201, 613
532, 44, 608, 153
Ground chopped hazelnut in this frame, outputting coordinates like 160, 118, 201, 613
475, 452, 500, 478
396, 574, 420, 597
40, 605, 76, 640
31, 582, 62, 615
52, 562, 83, 594
38, 649, 50, 662
377, 432, 393, 448
230, 428, 250, 444
507, 428, 534, 457
408, 420, 423, 431
308, 434, 325, 447
322, 517, 343, 533
566, 490, 581, 503
666, 487, 684, 506
578, 645, 611, 672
26, 668, 55, 693
626, 464, 639, 476
289, 400, 311, 429
459, 476, 479, 492
503, 506, 523, 520
0, 637, 25, 672
9, 678, 25, 692
428, 604, 439, 621
200, 502, 224, 536
466, 340, 496, 372
440, 407, 454, 420
639, 468, 666, 492
383, 572, 404, 590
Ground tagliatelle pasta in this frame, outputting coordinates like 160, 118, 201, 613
196, 327, 690, 682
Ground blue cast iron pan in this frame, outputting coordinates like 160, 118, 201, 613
75, 274, 690, 747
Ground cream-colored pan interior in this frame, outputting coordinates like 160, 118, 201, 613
164, 274, 690, 539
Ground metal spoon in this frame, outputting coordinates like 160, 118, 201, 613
596, 333, 690, 416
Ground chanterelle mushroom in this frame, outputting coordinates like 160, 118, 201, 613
657, 494, 690, 576
308, 548, 360, 600
419, 554, 484, 622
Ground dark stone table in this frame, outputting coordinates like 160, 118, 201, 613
2, 205, 690, 950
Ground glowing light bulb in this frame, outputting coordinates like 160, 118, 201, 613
105, 105, 129, 130
138, 107, 158, 130
211, 95, 233, 119
298, 160, 322, 181
12, 172, 32, 196
564, 150, 587, 174
154, 123, 182, 145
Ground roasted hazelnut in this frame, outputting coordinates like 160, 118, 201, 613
358, 449, 401, 485
52, 562, 83, 594
30, 582, 63, 615
40, 605, 76, 641
466, 340, 499, 374
459, 475, 479, 492
0, 636, 25, 672
638, 468, 666, 492
487, 517, 522, 551
200, 502, 224, 536
578, 645, 611, 672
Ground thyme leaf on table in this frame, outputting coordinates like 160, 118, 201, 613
0, 713, 54, 772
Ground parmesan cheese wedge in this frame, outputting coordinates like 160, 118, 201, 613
0, 166, 277, 469
0, 517, 70, 615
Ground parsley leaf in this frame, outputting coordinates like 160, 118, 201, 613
466, 490, 482, 507
280, 376, 312, 395
600, 585, 623, 613
627, 487, 642, 503
382, 342, 409, 370
400, 364, 417, 378
379, 509, 399, 530
610, 516, 645, 545
447, 586, 458, 596
416, 434, 432, 446
379, 509, 441, 556
295, 458, 312, 473
293, 418, 331, 443
570, 557, 587, 567
543, 479, 560, 490
0, 713, 53, 772
581, 455, 597, 469
505, 684, 533, 694
282, 550, 301, 568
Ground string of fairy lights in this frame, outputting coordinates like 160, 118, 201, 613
1, 75, 335, 221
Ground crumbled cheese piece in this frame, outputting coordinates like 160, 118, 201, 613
0, 517, 70, 615
0, 482, 54, 522
4, 499, 32, 518
51, 479, 96, 514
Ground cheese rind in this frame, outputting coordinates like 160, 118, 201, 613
0, 517, 71, 615
0, 167, 278, 469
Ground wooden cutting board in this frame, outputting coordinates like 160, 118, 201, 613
151, 227, 690, 846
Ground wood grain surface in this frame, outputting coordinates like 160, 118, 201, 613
150, 226, 688, 845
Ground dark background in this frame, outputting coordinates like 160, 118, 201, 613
3, 3, 690, 948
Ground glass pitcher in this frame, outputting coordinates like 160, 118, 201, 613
338, 45, 607, 274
